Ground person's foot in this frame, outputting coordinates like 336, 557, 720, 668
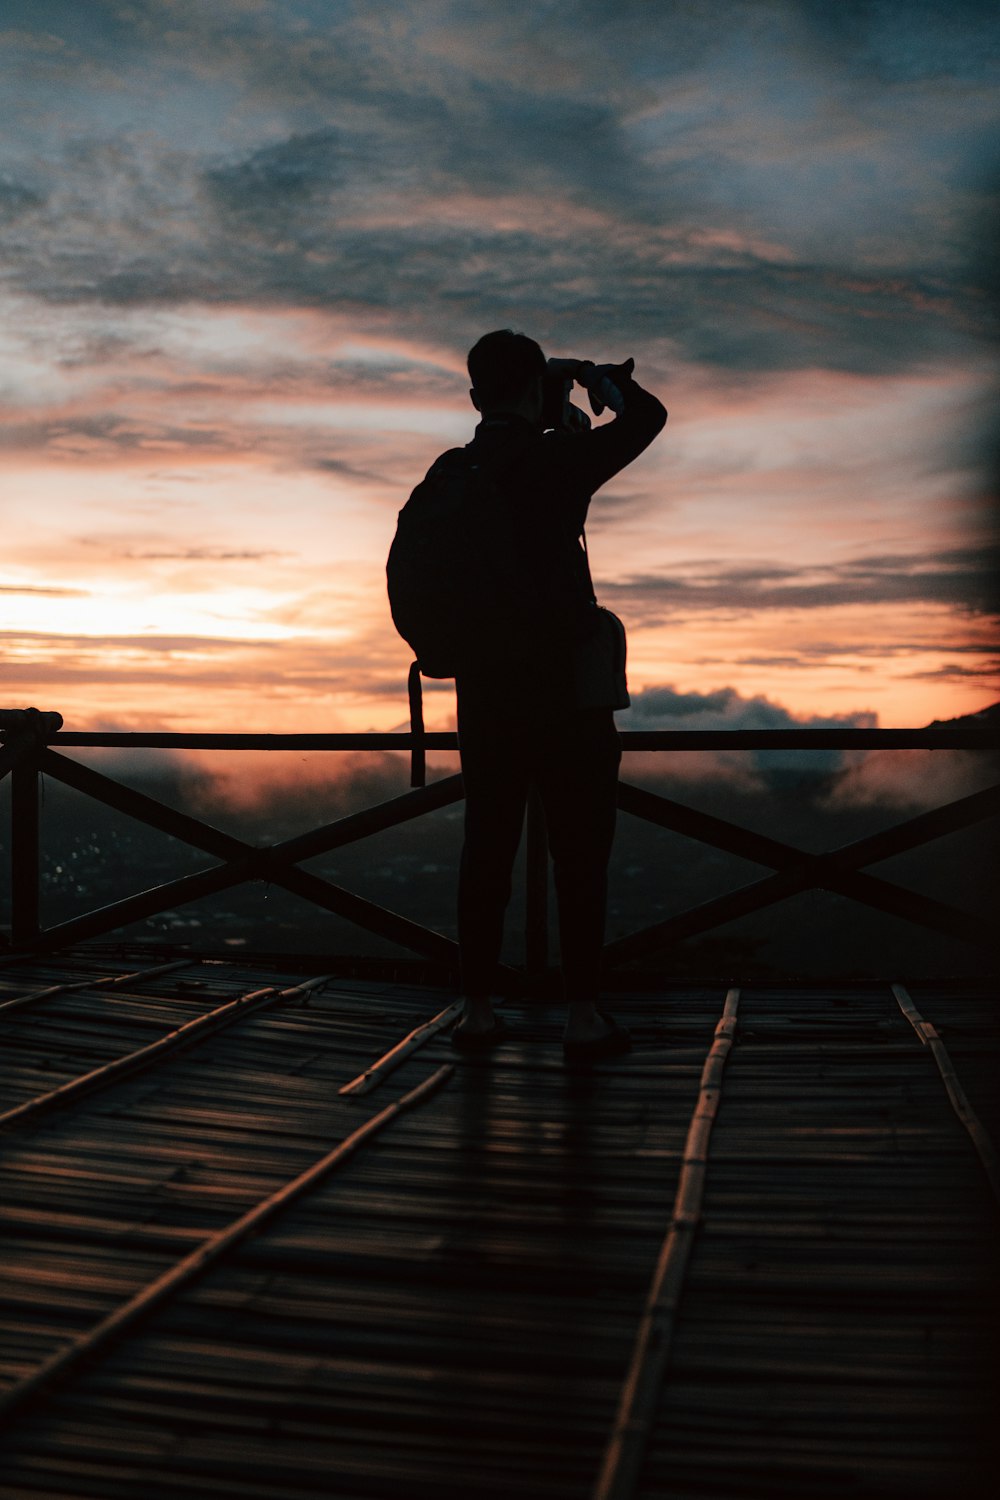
453, 996, 497, 1038
563, 1003, 631, 1062
563, 1002, 616, 1047
451, 997, 507, 1051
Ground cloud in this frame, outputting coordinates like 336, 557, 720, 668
789, 0, 1000, 86
823, 741, 1000, 811
605, 545, 1000, 620
907, 661, 1000, 680
0, 627, 406, 702
0, 4, 995, 378
181, 748, 418, 826
117, 546, 287, 562
0, 173, 42, 217
618, 679, 1000, 812
0, 412, 232, 459
621, 682, 877, 734
204, 128, 368, 228
0, 627, 282, 657
0, 583, 88, 597
618, 680, 877, 790
9, 197, 975, 378
313, 454, 397, 486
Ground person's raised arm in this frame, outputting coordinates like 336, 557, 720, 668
541, 356, 667, 503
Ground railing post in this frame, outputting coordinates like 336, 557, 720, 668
525, 786, 549, 985
11, 747, 41, 948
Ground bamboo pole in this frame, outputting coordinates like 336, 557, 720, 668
592, 988, 741, 1500
339, 999, 464, 1096
891, 984, 1000, 1204
0, 957, 197, 1019
0, 974, 333, 1135
0, 1061, 454, 1428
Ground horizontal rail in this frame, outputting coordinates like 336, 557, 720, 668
25, 725, 1000, 750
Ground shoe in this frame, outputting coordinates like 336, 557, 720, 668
563, 1009, 632, 1064
450, 1016, 508, 1053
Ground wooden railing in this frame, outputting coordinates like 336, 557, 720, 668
2, 707, 998, 977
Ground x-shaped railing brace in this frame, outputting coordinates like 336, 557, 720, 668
607, 779, 1000, 964
16, 750, 999, 967
33, 750, 467, 964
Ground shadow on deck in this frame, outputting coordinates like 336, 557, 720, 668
0, 946, 996, 1499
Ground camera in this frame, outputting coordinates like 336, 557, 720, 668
541, 360, 591, 433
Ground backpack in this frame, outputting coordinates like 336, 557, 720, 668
386, 441, 537, 678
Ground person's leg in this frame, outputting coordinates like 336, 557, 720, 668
456, 692, 531, 1035
535, 709, 622, 1045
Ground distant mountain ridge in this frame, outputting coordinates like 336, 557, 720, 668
924, 702, 1000, 730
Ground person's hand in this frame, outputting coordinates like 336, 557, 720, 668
563, 402, 591, 433
577, 358, 634, 416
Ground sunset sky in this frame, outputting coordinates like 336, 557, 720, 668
2, 0, 998, 736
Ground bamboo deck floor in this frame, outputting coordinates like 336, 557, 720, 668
0, 949, 996, 1500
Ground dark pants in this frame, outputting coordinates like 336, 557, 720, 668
457, 694, 621, 1002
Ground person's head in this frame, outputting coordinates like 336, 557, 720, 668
467, 329, 546, 422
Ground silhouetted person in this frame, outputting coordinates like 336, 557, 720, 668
451, 330, 666, 1058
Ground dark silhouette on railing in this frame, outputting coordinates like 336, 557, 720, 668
3, 707, 998, 974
